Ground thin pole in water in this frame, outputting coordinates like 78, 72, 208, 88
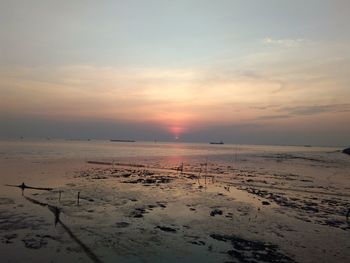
77, 191, 80, 205
205, 158, 208, 186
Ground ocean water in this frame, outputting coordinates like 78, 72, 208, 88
0, 139, 342, 160
1, 139, 349, 192
2, 139, 349, 195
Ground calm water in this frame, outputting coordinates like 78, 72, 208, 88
0, 139, 342, 160
1, 139, 349, 188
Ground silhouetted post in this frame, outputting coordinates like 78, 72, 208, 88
53, 206, 60, 226
77, 191, 80, 205
59, 190, 62, 202
21, 182, 25, 196
205, 158, 208, 186
181, 162, 184, 174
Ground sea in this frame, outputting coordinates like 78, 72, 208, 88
1, 139, 349, 191
0, 139, 344, 160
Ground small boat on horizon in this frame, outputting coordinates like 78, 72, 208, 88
110, 139, 135, 143
210, 141, 224, 145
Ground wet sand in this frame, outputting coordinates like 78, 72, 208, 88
1, 147, 350, 263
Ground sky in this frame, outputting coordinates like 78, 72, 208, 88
1, 0, 350, 146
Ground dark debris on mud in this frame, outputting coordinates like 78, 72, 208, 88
123, 176, 173, 185
210, 234, 296, 263
242, 187, 350, 230
210, 209, 223, 217
155, 226, 177, 233
22, 234, 60, 249
77, 167, 174, 186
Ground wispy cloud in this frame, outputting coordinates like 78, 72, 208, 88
1, 55, 350, 140
255, 115, 291, 120
281, 104, 350, 116
262, 37, 306, 47
251, 104, 350, 123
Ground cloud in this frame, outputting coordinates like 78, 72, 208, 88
251, 104, 350, 124
281, 104, 350, 116
262, 37, 306, 47
0, 65, 291, 125
255, 115, 291, 120
1, 58, 350, 143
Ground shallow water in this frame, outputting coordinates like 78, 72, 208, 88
1, 140, 350, 263
0, 139, 342, 159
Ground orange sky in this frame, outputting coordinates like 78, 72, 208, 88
1, 1, 350, 145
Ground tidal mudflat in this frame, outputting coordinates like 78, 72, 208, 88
0, 141, 350, 263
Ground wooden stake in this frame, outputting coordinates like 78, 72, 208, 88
205, 158, 208, 186
77, 191, 80, 205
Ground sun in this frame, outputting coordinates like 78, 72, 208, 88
169, 126, 185, 140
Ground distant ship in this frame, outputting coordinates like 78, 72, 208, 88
210, 141, 224, 145
110, 139, 135, 143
